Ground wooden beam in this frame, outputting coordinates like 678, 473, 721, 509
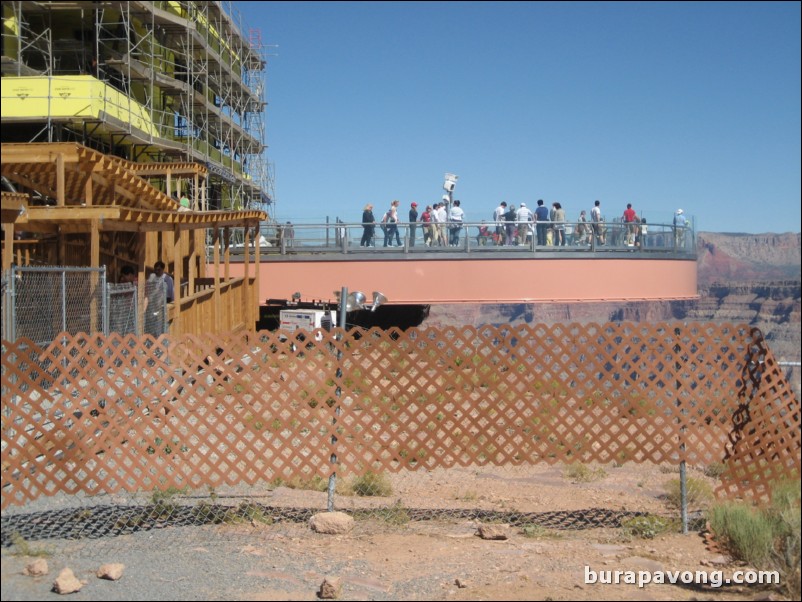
56, 153, 65, 206
2, 223, 13, 271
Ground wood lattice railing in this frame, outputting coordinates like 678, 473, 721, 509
1, 323, 799, 509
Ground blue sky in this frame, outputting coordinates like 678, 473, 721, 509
236, 1, 800, 234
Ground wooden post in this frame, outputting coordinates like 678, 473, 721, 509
254, 223, 261, 332
243, 222, 251, 330
213, 225, 221, 333
55, 153, 65, 206
90, 218, 100, 332
2, 223, 13, 271
172, 223, 183, 334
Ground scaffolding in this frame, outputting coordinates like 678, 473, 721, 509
1, 1, 273, 217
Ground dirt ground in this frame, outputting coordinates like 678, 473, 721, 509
1, 462, 783, 601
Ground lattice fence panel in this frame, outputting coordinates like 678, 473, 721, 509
2, 323, 799, 509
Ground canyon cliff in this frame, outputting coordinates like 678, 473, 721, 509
425, 232, 801, 393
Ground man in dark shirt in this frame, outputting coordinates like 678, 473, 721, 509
535, 199, 550, 246
409, 202, 419, 247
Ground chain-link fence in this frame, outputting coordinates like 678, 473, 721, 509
2, 266, 106, 345
2, 324, 798, 542
1, 266, 168, 342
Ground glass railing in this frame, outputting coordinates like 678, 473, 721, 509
209, 219, 697, 259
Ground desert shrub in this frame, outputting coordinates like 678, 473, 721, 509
621, 514, 672, 540
352, 501, 410, 525
270, 475, 328, 492
565, 463, 607, 483
350, 471, 393, 497
708, 502, 775, 566
520, 524, 563, 539
703, 462, 726, 479
664, 476, 713, 509
708, 479, 800, 599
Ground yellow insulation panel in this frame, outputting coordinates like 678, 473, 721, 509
1, 76, 158, 136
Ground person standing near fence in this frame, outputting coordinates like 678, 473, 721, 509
120, 265, 137, 284
493, 201, 507, 245
145, 261, 173, 336
360, 204, 376, 247
148, 261, 174, 303
552, 202, 567, 246
449, 200, 465, 246
408, 202, 419, 247
516, 202, 532, 245
623, 203, 638, 246
535, 199, 550, 246
673, 209, 687, 248
591, 200, 605, 246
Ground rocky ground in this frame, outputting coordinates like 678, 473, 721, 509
1, 462, 788, 601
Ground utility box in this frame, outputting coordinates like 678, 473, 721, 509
279, 309, 335, 340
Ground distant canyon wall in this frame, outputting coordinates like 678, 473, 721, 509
425, 232, 801, 393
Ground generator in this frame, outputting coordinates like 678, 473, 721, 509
278, 309, 335, 340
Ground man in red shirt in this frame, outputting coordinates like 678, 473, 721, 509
623, 203, 638, 246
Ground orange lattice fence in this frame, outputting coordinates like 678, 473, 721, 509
1, 323, 799, 509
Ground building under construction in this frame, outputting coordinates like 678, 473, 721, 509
1, 1, 273, 336
1, 0, 272, 213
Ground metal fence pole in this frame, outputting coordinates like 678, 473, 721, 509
327, 286, 347, 512
680, 460, 688, 534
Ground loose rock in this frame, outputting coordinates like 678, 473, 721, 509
477, 524, 509, 540
23, 558, 49, 577
318, 575, 342, 599
97, 563, 125, 580
310, 512, 354, 535
52, 568, 85, 594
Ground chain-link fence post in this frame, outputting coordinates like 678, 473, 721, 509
327, 286, 348, 512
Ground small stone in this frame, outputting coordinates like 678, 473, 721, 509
454, 578, 469, 588
319, 576, 342, 599
52, 568, 85, 594
97, 563, 125, 580
477, 524, 509, 540
23, 558, 49, 577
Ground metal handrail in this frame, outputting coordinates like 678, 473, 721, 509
210, 219, 697, 257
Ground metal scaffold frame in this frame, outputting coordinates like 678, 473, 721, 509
1, 0, 273, 218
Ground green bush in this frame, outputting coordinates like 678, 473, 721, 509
350, 471, 393, 497
708, 479, 800, 599
703, 462, 726, 479
664, 476, 713, 509
621, 515, 672, 540
565, 463, 607, 483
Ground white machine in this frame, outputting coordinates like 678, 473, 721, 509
279, 309, 335, 340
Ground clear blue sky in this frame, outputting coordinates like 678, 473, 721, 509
235, 1, 801, 234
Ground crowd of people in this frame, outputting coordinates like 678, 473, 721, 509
359, 199, 690, 249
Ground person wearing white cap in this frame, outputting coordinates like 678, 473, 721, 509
673, 209, 688, 248
516, 202, 532, 245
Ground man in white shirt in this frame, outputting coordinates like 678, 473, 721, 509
449, 200, 465, 246
673, 209, 688, 248
493, 201, 507, 245
148, 261, 175, 303
435, 203, 448, 247
516, 202, 533, 245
